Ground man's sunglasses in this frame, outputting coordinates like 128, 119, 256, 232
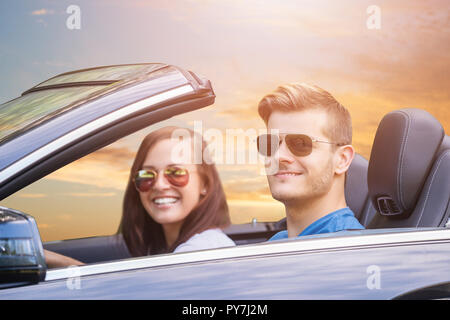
134, 166, 189, 192
257, 133, 344, 157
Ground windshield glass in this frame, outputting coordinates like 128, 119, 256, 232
35, 64, 164, 87
0, 86, 108, 144
0, 64, 169, 145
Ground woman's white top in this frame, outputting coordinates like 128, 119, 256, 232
174, 228, 236, 253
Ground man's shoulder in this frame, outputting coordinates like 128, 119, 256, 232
300, 207, 364, 236
327, 208, 365, 231
269, 208, 364, 241
268, 230, 289, 241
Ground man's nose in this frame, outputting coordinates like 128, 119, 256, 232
275, 139, 295, 164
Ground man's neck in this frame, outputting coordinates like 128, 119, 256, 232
285, 194, 348, 238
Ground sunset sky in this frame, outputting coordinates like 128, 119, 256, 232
0, 0, 449, 241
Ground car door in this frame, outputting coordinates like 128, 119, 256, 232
1, 228, 450, 299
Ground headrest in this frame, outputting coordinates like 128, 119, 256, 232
345, 153, 369, 220
368, 108, 444, 218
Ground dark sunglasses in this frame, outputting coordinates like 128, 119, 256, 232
257, 133, 344, 157
134, 166, 189, 192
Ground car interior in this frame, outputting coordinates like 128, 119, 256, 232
42, 108, 450, 266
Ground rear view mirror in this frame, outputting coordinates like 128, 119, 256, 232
0, 206, 46, 289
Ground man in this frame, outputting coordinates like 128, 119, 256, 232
257, 83, 364, 240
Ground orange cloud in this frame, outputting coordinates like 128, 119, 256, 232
31, 9, 54, 16
37, 223, 51, 229
17, 193, 47, 199
61, 192, 116, 198
45, 146, 135, 190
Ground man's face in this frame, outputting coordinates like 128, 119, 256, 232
266, 109, 337, 204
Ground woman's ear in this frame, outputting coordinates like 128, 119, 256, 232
334, 145, 355, 176
198, 168, 209, 196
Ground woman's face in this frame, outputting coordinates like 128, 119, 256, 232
138, 137, 205, 228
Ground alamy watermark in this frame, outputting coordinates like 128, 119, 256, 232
366, 5, 381, 30
366, 265, 381, 290
66, 265, 81, 290
66, 5, 81, 30
169, 121, 280, 175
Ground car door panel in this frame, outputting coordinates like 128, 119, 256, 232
2, 240, 449, 299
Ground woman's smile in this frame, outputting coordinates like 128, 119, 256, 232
151, 196, 181, 209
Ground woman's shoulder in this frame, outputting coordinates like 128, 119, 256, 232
174, 228, 236, 253
190, 228, 236, 245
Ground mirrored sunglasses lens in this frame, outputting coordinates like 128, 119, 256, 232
135, 170, 156, 192
164, 167, 189, 187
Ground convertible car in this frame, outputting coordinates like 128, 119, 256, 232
0, 63, 449, 299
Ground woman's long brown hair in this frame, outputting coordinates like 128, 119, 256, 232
119, 126, 231, 256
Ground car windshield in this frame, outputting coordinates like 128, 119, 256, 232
35, 64, 162, 88
0, 86, 108, 143
0, 64, 165, 145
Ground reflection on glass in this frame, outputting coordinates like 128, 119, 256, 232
0, 239, 33, 256
0, 86, 108, 143
36, 64, 164, 87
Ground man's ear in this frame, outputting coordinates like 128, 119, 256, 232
334, 145, 355, 175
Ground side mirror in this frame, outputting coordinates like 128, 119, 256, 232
0, 206, 46, 289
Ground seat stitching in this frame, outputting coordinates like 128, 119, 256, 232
415, 150, 450, 227
396, 111, 410, 210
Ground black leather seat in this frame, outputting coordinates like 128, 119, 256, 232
367, 108, 450, 229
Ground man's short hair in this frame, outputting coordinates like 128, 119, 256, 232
258, 83, 352, 145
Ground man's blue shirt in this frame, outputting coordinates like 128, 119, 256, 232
269, 207, 364, 241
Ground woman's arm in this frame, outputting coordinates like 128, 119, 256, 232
43, 249, 85, 269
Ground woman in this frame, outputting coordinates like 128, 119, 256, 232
45, 126, 234, 268
120, 126, 234, 256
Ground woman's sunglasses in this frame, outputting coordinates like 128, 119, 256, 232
134, 166, 189, 192
257, 133, 344, 157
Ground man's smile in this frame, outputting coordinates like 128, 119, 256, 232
274, 171, 303, 178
